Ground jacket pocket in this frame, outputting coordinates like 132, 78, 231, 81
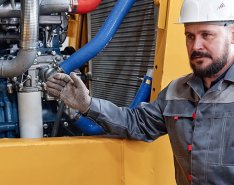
207, 112, 234, 165
163, 100, 195, 157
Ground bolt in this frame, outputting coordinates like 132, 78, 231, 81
63, 122, 69, 127
51, 51, 56, 56
55, 56, 61, 61
43, 124, 48, 129
33, 59, 38, 64
12, 77, 17, 82
19, 83, 23, 88
27, 75, 32, 80
41, 82, 46, 88
37, 51, 42, 56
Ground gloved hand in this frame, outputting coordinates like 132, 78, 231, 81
46, 72, 91, 114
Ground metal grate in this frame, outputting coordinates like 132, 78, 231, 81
89, 0, 157, 107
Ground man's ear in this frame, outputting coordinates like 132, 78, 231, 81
230, 26, 234, 44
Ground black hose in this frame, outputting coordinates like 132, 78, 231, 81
51, 101, 65, 137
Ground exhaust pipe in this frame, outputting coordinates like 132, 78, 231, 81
0, 0, 102, 18
0, 0, 38, 78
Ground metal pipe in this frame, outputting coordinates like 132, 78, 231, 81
0, 0, 102, 18
0, 0, 38, 78
40, 0, 71, 15
0, 1, 70, 18
0, 3, 21, 18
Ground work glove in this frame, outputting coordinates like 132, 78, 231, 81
46, 72, 91, 114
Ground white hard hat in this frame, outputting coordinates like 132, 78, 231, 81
178, 0, 234, 24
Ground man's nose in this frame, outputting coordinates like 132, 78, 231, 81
192, 38, 204, 51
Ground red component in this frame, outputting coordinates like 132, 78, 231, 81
174, 116, 179, 121
72, 0, 102, 14
187, 144, 192, 152
192, 112, 196, 120
187, 174, 192, 182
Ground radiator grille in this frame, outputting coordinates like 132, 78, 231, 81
89, 0, 157, 106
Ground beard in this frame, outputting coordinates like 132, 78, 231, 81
190, 44, 228, 78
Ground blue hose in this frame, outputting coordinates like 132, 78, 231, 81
60, 0, 137, 73
130, 76, 152, 108
74, 115, 104, 135
74, 70, 153, 135
63, 0, 152, 135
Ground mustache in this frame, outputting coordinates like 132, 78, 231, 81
190, 51, 212, 60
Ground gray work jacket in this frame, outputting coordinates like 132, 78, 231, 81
86, 64, 234, 185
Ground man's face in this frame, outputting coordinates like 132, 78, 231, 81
185, 23, 231, 78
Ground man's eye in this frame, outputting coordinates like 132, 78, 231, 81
202, 33, 213, 39
186, 34, 194, 41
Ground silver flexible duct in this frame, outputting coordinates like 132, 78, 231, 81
0, 0, 38, 77
0, 0, 70, 18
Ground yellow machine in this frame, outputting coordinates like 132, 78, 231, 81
0, 0, 191, 184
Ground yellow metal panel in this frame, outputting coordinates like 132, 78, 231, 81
124, 137, 175, 185
157, 0, 169, 29
67, 15, 81, 50
68, 14, 88, 50
0, 137, 177, 185
0, 137, 124, 185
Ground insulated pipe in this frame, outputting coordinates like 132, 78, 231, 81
74, 69, 153, 135
59, 0, 137, 74
0, 0, 38, 77
0, 0, 102, 18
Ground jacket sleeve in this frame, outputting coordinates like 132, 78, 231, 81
86, 90, 168, 142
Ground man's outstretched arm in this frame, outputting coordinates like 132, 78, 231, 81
46, 72, 167, 142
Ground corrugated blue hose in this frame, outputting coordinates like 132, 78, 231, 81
59, 0, 137, 73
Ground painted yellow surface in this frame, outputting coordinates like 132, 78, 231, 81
0, 137, 122, 185
0, 137, 173, 185
68, 14, 88, 50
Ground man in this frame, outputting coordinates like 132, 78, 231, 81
46, 0, 234, 184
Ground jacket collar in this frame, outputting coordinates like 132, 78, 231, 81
186, 63, 234, 98
223, 63, 234, 82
